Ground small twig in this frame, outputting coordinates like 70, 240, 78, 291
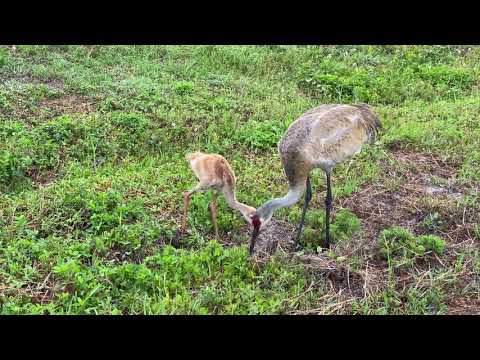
285, 280, 316, 307
323, 298, 356, 315
346, 267, 351, 294
37, 272, 52, 290
413, 270, 431, 291
287, 294, 335, 314
87, 46, 95, 57
41, 290, 51, 304
434, 253, 446, 267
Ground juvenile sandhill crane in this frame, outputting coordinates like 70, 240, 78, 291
249, 104, 381, 255
183, 152, 256, 238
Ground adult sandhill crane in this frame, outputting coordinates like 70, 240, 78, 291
249, 104, 381, 255
183, 152, 256, 238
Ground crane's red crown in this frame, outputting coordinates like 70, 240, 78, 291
252, 215, 261, 229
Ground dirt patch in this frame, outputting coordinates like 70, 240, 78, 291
447, 297, 480, 315
7, 93, 99, 120
1, 76, 98, 119
0, 270, 57, 307
338, 149, 475, 247
38, 95, 97, 116
240, 219, 296, 256
392, 149, 459, 179
284, 254, 390, 314
1, 75, 65, 91
26, 168, 58, 188
246, 221, 384, 302
295, 254, 368, 298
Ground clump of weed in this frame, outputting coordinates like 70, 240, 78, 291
0, 91, 13, 112
109, 111, 151, 154
403, 286, 447, 314
352, 285, 447, 314
379, 226, 422, 264
0, 147, 33, 187
460, 150, 480, 181
419, 212, 445, 232
417, 64, 475, 89
416, 234, 446, 255
173, 81, 195, 95
36, 184, 145, 239
379, 226, 446, 266
235, 119, 286, 151
302, 228, 318, 247
0, 113, 159, 187
287, 207, 302, 224
0, 46, 8, 66
109, 111, 150, 133
299, 208, 362, 251
306, 210, 325, 229
330, 209, 362, 242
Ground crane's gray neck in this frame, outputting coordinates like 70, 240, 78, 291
258, 185, 305, 217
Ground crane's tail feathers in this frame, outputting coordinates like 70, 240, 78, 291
354, 103, 382, 143
368, 112, 382, 143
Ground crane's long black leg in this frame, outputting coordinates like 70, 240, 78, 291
324, 171, 332, 249
293, 176, 312, 250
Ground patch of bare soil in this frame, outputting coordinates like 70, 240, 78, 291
295, 254, 368, 298
25, 147, 68, 188
244, 220, 387, 306
339, 149, 476, 247
246, 219, 296, 256
38, 95, 97, 116
26, 168, 58, 188
5, 76, 65, 91
0, 270, 57, 307
447, 298, 480, 314
1, 76, 98, 119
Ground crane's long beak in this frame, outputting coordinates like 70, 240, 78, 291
249, 226, 260, 255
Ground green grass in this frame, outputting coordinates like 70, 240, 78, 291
1, 45, 479, 314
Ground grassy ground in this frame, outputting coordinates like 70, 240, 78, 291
1, 45, 479, 314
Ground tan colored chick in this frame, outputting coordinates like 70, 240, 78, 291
183, 152, 256, 238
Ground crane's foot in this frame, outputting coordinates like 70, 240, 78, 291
316, 246, 328, 254
289, 240, 303, 252
173, 226, 192, 247
171, 232, 181, 248
294, 243, 303, 252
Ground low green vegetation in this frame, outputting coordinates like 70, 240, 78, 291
379, 226, 446, 267
295, 208, 362, 251
1, 45, 479, 314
